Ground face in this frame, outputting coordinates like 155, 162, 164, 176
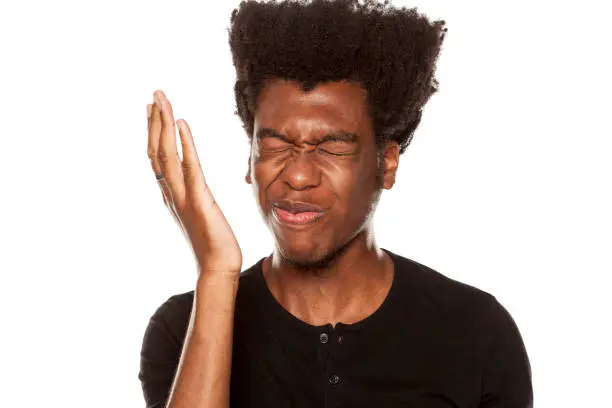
246, 79, 399, 267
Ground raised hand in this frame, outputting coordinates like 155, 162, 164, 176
147, 90, 242, 276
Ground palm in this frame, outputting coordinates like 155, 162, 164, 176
146, 90, 242, 275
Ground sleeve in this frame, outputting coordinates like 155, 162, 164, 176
479, 296, 533, 408
138, 293, 192, 408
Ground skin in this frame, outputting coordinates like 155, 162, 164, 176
246, 78, 401, 327
145, 79, 400, 407
148, 91, 241, 408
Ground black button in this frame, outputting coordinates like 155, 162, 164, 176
337, 335, 343, 344
329, 374, 340, 385
319, 333, 329, 344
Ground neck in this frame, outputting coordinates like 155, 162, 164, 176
262, 229, 394, 327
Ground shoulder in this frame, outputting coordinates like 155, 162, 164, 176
152, 290, 194, 321
390, 249, 494, 305
387, 249, 513, 336
147, 258, 266, 335
142, 290, 195, 352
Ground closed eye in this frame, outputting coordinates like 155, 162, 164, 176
259, 138, 291, 151
318, 141, 356, 155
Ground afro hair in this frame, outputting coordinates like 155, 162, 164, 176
228, 0, 447, 154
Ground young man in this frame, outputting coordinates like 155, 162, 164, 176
140, 1, 533, 407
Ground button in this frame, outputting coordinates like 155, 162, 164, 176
337, 335, 343, 344
319, 332, 329, 344
329, 374, 340, 385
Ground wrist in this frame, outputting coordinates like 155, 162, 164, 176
195, 272, 240, 298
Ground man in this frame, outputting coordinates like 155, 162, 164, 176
140, 1, 533, 407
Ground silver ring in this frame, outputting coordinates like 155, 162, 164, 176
155, 173, 164, 180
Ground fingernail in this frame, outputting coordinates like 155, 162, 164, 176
154, 92, 163, 109
146, 104, 152, 118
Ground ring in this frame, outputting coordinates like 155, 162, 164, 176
155, 173, 164, 180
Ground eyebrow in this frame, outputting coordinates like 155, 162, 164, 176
255, 127, 358, 144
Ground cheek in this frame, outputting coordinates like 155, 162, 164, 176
341, 163, 380, 214
329, 169, 366, 211
251, 161, 284, 215
251, 160, 281, 196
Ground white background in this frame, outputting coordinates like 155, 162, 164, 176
1, 0, 610, 406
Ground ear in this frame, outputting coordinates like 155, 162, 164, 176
381, 141, 400, 190
245, 155, 252, 184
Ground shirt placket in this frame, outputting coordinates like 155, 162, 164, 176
319, 323, 346, 408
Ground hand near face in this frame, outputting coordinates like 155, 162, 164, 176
147, 90, 242, 277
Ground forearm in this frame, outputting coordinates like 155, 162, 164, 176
166, 273, 240, 408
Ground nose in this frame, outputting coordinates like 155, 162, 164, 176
280, 150, 321, 191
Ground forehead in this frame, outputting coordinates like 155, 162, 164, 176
254, 79, 371, 136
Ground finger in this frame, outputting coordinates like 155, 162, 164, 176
177, 119, 227, 234
177, 119, 206, 183
147, 100, 173, 207
177, 119, 213, 205
176, 119, 203, 175
155, 90, 185, 202
147, 101, 163, 176
146, 104, 153, 148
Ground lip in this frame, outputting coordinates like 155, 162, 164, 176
272, 206, 325, 227
272, 200, 325, 214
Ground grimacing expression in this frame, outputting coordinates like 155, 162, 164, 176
246, 79, 398, 266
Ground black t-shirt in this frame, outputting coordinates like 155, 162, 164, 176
139, 248, 533, 408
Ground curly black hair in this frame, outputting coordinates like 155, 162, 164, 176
228, 0, 446, 154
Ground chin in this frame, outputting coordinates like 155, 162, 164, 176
276, 237, 351, 272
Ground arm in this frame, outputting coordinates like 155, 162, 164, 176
143, 90, 243, 408
165, 274, 239, 408
480, 297, 533, 408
